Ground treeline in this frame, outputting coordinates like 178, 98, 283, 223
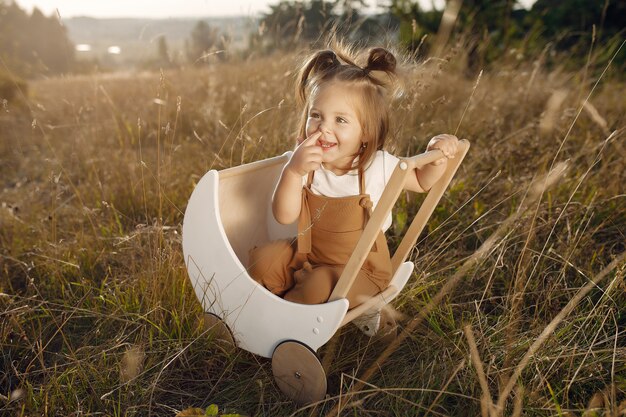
1, 0, 625, 83
253, 0, 625, 70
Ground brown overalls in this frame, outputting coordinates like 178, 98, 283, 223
248, 168, 392, 308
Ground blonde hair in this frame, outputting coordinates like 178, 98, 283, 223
295, 45, 399, 172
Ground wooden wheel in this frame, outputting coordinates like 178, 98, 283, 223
202, 313, 236, 348
271, 341, 327, 405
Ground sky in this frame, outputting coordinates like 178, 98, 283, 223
13, 0, 536, 19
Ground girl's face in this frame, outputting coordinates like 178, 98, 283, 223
306, 81, 364, 174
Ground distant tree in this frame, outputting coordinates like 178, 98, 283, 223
333, 0, 395, 42
260, 0, 335, 49
453, 0, 527, 72
526, 0, 626, 69
530, 0, 626, 44
186, 21, 219, 64
27, 8, 75, 73
0, 1, 30, 73
256, 0, 389, 51
333, 0, 365, 24
388, 0, 442, 55
157, 35, 170, 65
0, 1, 75, 77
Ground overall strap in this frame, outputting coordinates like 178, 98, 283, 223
358, 166, 366, 195
357, 165, 379, 252
357, 167, 372, 216
298, 173, 314, 253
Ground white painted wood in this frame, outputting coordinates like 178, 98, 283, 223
386, 260, 415, 302
182, 154, 349, 359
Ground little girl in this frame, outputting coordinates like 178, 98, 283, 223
248, 45, 459, 308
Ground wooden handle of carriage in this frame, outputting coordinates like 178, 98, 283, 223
328, 139, 470, 303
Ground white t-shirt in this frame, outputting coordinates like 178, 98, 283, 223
303, 150, 400, 232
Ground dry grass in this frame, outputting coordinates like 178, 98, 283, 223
1, 40, 625, 416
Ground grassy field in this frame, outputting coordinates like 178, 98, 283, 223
1, 39, 625, 416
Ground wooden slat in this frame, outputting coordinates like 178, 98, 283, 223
391, 140, 470, 273
404, 148, 445, 169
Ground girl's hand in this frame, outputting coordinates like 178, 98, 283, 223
285, 131, 323, 177
427, 134, 459, 165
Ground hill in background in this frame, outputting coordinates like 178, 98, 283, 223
63, 16, 256, 65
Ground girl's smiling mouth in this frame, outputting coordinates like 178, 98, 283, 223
317, 138, 337, 150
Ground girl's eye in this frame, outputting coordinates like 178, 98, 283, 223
336, 117, 347, 123
310, 112, 320, 119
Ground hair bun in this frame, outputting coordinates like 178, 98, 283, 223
312, 50, 340, 74
296, 49, 341, 104
365, 48, 396, 74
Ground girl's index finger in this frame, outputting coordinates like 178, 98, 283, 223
300, 131, 322, 147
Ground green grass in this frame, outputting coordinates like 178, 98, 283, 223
1, 39, 625, 416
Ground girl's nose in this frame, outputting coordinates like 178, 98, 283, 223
319, 120, 331, 133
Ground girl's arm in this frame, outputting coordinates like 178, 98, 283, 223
272, 132, 323, 224
272, 167, 304, 224
404, 134, 460, 193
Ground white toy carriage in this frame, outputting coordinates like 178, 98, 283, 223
182, 140, 469, 404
